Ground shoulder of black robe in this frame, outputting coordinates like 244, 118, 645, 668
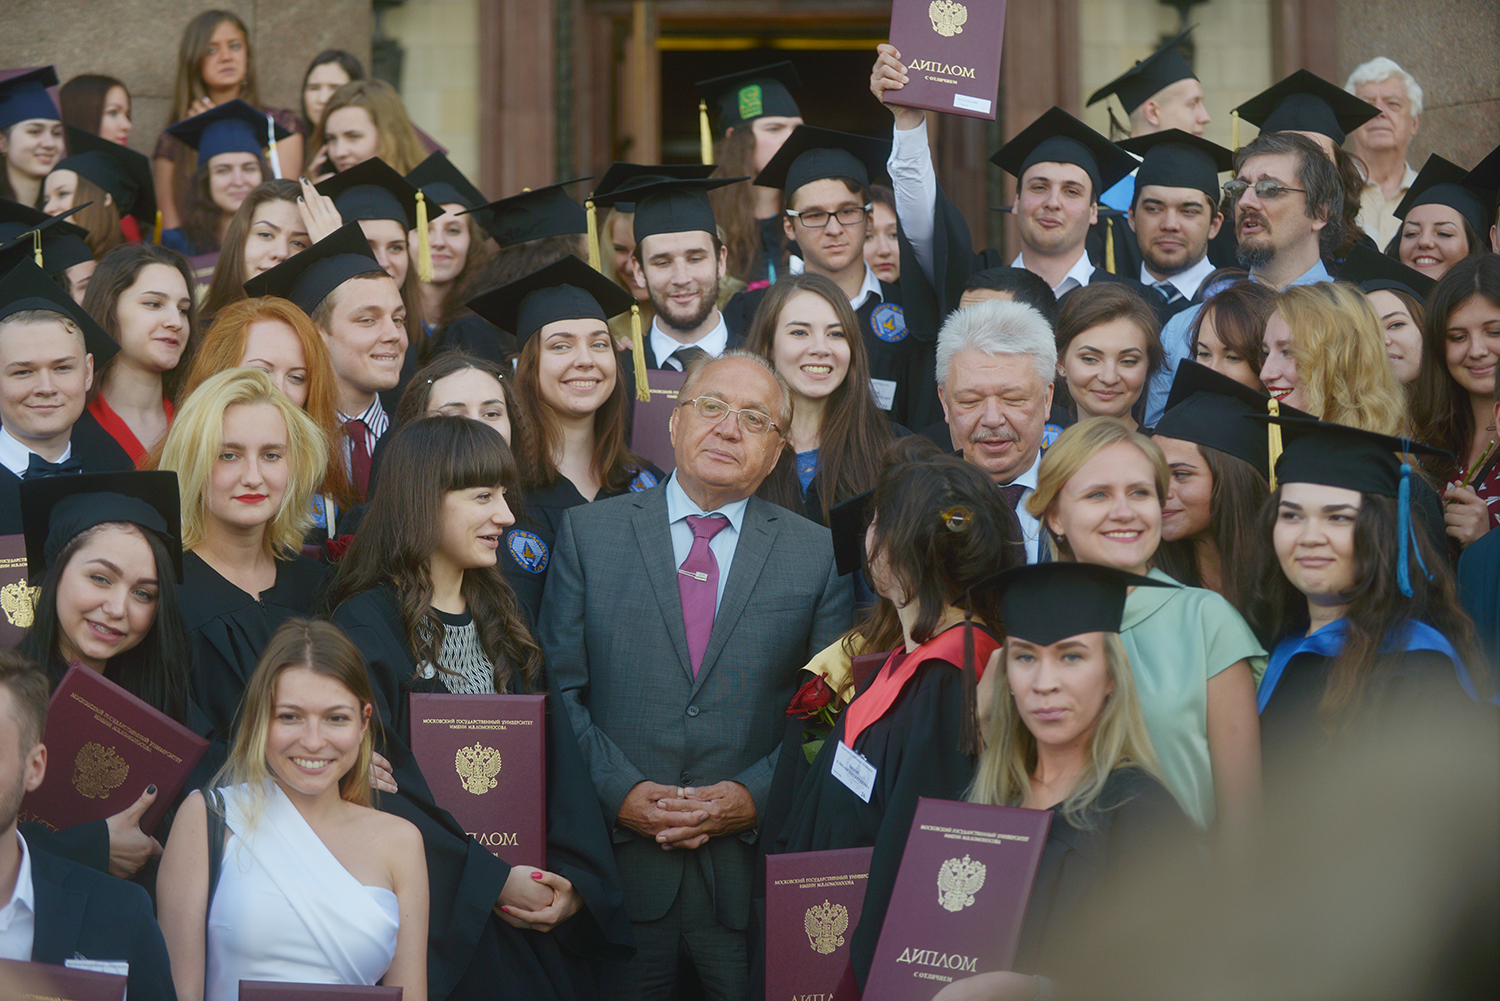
1086, 211, 1145, 285
70, 409, 137, 472
0, 465, 19, 535
1207, 220, 1239, 269
722, 283, 766, 340
430, 313, 518, 368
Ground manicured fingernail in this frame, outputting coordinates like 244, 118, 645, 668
531, 871, 543, 879
500, 905, 511, 913
147, 785, 156, 795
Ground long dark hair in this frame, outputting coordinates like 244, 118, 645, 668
169, 10, 260, 124
59, 74, 128, 137
1411, 255, 1500, 483
1246, 489, 1487, 726
19, 523, 191, 723
179, 153, 269, 255
1188, 274, 1274, 374
328, 416, 542, 693
708, 124, 774, 284
83, 243, 202, 401
425, 211, 493, 327
1151, 443, 1269, 611
200, 179, 302, 326
745, 272, 892, 522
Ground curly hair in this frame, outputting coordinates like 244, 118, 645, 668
1272, 281, 1406, 435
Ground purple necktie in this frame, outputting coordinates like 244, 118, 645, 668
999, 482, 1027, 512
679, 514, 729, 676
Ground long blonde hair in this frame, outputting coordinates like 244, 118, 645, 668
1274, 282, 1407, 435
311, 80, 425, 175
968, 632, 1166, 829
1027, 417, 1169, 561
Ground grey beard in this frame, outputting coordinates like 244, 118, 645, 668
1236, 242, 1274, 270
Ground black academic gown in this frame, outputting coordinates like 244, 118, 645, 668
332, 586, 633, 1001
179, 551, 331, 746
0, 411, 136, 534
431, 314, 520, 368
1458, 527, 1500, 669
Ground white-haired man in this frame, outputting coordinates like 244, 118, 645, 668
936, 298, 1056, 563
1345, 57, 1423, 246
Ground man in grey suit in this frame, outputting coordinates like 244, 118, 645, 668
540, 352, 854, 1000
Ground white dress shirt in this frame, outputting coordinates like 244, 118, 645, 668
651, 314, 730, 371
1011, 250, 1095, 297
1140, 253, 1216, 304
0, 426, 70, 478
665, 471, 749, 612
0, 832, 36, 961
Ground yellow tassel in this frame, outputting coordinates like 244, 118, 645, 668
586, 198, 602, 273
31, 230, 43, 269
415, 190, 434, 282
152, 210, 163, 245
698, 99, 715, 166
1105, 217, 1116, 274
1267, 397, 1282, 490
1232, 109, 1240, 150
632, 304, 650, 402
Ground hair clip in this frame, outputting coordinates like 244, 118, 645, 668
940, 506, 973, 532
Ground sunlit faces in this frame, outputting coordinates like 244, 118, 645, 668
631, 231, 726, 333
55, 524, 159, 672
1259, 310, 1304, 408
865, 200, 899, 284
303, 62, 352, 132
0, 318, 93, 450
360, 218, 409, 285
1006, 632, 1114, 750
608, 212, 646, 302
426, 367, 511, 443
771, 290, 850, 403
1398, 203, 1471, 280
41, 168, 86, 216
208, 402, 289, 533
940, 348, 1053, 485
784, 178, 869, 276
1233, 152, 1323, 268
1130, 185, 1221, 276
201, 19, 248, 93
238, 319, 309, 407
1443, 293, 1500, 398
1044, 441, 1162, 574
114, 264, 192, 375
0, 119, 64, 180
100, 85, 132, 144
536, 318, 617, 419
1366, 289, 1422, 385
435, 484, 514, 575
668, 357, 786, 503
206, 151, 263, 215
319, 276, 407, 401
1014, 161, 1096, 258
1192, 310, 1264, 391
1352, 76, 1419, 154
1149, 77, 1211, 136
324, 105, 379, 173
416, 204, 469, 285
748, 116, 803, 174
266, 667, 369, 800
1059, 318, 1150, 421
1155, 436, 1213, 542
1273, 481, 1361, 604
242, 198, 311, 279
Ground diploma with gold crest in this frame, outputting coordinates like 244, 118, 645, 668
764, 846, 874, 1001
863, 797, 1051, 1000
19, 664, 209, 837
0, 958, 126, 1001
0, 533, 35, 648
408, 693, 546, 869
885, 0, 1007, 121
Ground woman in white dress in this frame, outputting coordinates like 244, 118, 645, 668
158, 618, 429, 1001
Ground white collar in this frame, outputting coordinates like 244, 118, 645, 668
664, 470, 749, 534
1011, 447, 1043, 490
0, 425, 70, 478
651, 313, 729, 369
1141, 253, 1216, 300
788, 259, 884, 310
1011, 248, 1094, 295
0, 832, 34, 925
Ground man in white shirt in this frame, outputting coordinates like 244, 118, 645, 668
1345, 57, 1424, 247
1117, 130, 1231, 310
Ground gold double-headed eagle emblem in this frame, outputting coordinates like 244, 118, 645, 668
804, 899, 850, 954
455, 742, 502, 795
72, 741, 128, 799
928, 0, 968, 37
936, 853, 987, 912
0, 580, 36, 627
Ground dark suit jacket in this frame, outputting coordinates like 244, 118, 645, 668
538, 486, 853, 931
30, 844, 177, 1001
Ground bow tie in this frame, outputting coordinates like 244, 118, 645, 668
22, 453, 83, 480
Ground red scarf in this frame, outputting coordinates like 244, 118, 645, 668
841, 623, 1001, 749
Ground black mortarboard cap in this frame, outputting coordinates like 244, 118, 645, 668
164, 98, 288, 160
20, 470, 182, 581
316, 157, 421, 228
1086, 28, 1198, 114
1119, 128, 1231, 203
753, 125, 891, 195
0, 67, 59, 130
56, 125, 154, 225
470, 177, 591, 246
465, 254, 635, 348
0, 199, 92, 274
1392, 154, 1490, 238
991, 563, 1174, 646
827, 488, 874, 577
1152, 360, 1302, 477
243, 221, 382, 314
695, 62, 802, 133
1460, 142, 1500, 212
1233, 70, 1379, 145
1336, 243, 1434, 300
406, 152, 487, 212
0, 257, 118, 365
597, 177, 745, 244
1251, 415, 1447, 498
590, 163, 719, 208
990, 107, 1137, 196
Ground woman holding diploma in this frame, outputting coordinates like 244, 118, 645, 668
329, 415, 631, 1001
157, 618, 429, 1000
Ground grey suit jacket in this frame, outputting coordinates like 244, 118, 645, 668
539, 485, 853, 929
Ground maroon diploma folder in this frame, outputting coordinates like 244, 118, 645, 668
885, 0, 1008, 121
240, 983, 402, 999
408, 693, 546, 869
0, 958, 126, 1001
765, 846, 875, 1001
863, 797, 1051, 999
0, 533, 34, 648
19, 665, 209, 837
631, 368, 687, 475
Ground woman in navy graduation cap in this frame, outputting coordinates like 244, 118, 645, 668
161, 98, 288, 257
405, 152, 493, 332
44, 125, 155, 257
1386, 155, 1490, 282
0, 67, 64, 208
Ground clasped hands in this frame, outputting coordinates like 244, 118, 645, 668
617, 780, 756, 851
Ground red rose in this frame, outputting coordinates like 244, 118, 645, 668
786, 675, 837, 719
324, 533, 356, 562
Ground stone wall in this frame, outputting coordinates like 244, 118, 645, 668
382, 0, 481, 182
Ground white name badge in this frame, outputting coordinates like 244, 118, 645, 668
66, 958, 129, 978
831, 739, 877, 803
870, 378, 897, 412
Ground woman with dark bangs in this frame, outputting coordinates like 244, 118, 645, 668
329, 415, 631, 1001
1188, 273, 1275, 393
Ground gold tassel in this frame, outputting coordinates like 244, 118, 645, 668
415, 190, 434, 282
31, 230, 43, 269
152, 210, 163, 245
698, 99, 715, 166
1105, 217, 1116, 274
1267, 397, 1282, 490
1232, 109, 1240, 150
586, 198, 602, 273
632, 304, 650, 402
